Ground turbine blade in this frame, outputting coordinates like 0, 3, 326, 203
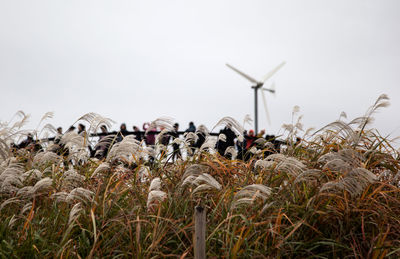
270, 82, 276, 95
262, 62, 286, 83
226, 63, 259, 84
262, 82, 276, 95
261, 89, 271, 125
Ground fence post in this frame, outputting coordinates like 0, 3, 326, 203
194, 205, 206, 259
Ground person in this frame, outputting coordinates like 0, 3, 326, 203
133, 126, 143, 142
170, 123, 181, 161
100, 125, 108, 135
55, 126, 75, 157
17, 133, 34, 149
264, 134, 286, 157
159, 126, 170, 146
143, 123, 156, 146
78, 124, 87, 139
157, 126, 171, 159
54, 127, 63, 144
66, 126, 76, 133
245, 130, 256, 150
117, 123, 128, 142
193, 126, 206, 149
187, 124, 207, 156
95, 125, 111, 158
257, 129, 265, 138
216, 125, 236, 158
185, 122, 196, 133
17, 133, 42, 152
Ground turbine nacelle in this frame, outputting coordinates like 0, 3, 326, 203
252, 83, 264, 89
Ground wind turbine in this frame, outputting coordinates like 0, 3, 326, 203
226, 62, 285, 134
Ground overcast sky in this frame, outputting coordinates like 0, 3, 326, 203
1, 0, 399, 140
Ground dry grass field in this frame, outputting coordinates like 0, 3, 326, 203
1, 95, 399, 258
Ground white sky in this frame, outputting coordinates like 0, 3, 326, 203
1, 0, 400, 140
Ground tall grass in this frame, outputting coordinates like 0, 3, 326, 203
1, 95, 400, 258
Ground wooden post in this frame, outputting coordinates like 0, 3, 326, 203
194, 205, 206, 259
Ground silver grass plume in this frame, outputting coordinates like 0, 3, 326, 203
248, 146, 259, 155
60, 131, 86, 148
182, 164, 209, 180
183, 132, 198, 145
16, 186, 34, 198
147, 191, 167, 209
0, 139, 10, 162
63, 169, 85, 189
318, 149, 364, 173
358, 94, 390, 130
138, 166, 150, 183
254, 160, 277, 171
0, 163, 24, 194
196, 125, 209, 135
76, 112, 115, 135
51, 191, 69, 203
323, 159, 353, 173
200, 136, 217, 152
66, 187, 94, 204
218, 134, 226, 142
260, 154, 305, 178
292, 105, 300, 116
212, 116, 244, 138
303, 127, 315, 138
106, 135, 144, 162
294, 169, 323, 185
146, 117, 174, 134
282, 124, 294, 133
320, 167, 377, 198
254, 138, 267, 146
224, 146, 237, 160
231, 184, 272, 211
35, 112, 54, 135
32, 177, 53, 195
182, 169, 221, 194
10, 111, 30, 130
0, 197, 21, 211
8, 215, 18, 228
20, 202, 33, 215
92, 162, 110, 178
265, 154, 288, 163
68, 202, 82, 225
171, 137, 183, 146
313, 120, 359, 145
33, 151, 62, 166
275, 157, 306, 177
94, 134, 117, 157
339, 111, 347, 121
38, 123, 58, 139
21, 169, 43, 182
149, 177, 162, 191
147, 177, 166, 209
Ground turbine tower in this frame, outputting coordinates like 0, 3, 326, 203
226, 62, 285, 134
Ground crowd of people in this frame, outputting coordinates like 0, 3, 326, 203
13, 121, 286, 162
